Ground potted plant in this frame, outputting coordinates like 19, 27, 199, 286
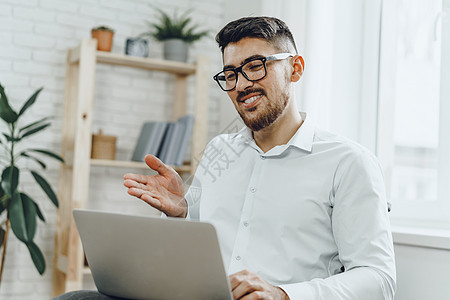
140, 8, 209, 62
91, 25, 115, 52
0, 83, 64, 284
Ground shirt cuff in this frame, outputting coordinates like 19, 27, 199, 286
279, 282, 316, 299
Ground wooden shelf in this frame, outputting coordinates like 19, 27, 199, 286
69, 48, 196, 75
90, 159, 192, 173
97, 51, 196, 75
53, 38, 210, 296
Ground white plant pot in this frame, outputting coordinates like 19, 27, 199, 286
163, 39, 189, 62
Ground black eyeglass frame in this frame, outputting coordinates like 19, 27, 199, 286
213, 52, 295, 91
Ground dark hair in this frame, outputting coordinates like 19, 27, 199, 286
215, 16, 298, 54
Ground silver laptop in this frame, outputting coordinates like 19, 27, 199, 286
73, 209, 233, 300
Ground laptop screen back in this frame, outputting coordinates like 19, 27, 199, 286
73, 209, 232, 300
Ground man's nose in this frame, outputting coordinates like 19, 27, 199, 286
235, 71, 253, 91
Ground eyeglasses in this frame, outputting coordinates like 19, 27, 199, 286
213, 53, 294, 91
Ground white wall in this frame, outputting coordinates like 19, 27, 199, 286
0, 0, 226, 299
299, 0, 381, 152
393, 232, 450, 300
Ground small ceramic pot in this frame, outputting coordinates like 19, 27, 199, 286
163, 39, 188, 62
91, 30, 114, 52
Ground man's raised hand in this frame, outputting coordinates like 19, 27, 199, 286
123, 154, 187, 218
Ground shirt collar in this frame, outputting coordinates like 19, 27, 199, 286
287, 112, 314, 153
234, 112, 315, 153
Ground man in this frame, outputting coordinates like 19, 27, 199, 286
125, 16, 396, 299
57, 16, 396, 299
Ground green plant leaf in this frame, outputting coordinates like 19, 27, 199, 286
20, 153, 46, 169
19, 116, 52, 134
0, 227, 5, 247
2, 133, 20, 142
21, 193, 46, 222
18, 87, 43, 117
146, 7, 208, 43
9, 192, 37, 243
28, 149, 64, 163
0, 83, 18, 124
1, 166, 19, 198
20, 123, 51, 139
30, 171, 58, 208
26, 241, 46, 275
33, 202, 46, 222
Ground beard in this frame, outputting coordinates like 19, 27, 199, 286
236, 88, 289, 132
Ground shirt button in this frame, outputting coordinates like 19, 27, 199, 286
260, 155, 266, 160
236, 256, 241, 261
243, 221, 249, 227
250, 187, 256, 193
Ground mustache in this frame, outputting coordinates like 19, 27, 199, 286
236, 88, 266, 102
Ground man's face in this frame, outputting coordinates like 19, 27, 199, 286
223, 37, 292, 131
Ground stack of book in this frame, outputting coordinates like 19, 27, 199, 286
131, 115, 195, 166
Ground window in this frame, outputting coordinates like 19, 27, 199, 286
378, 0, 450, 227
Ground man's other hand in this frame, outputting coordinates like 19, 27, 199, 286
229, 270, 290, 300
123, 154, 187, 218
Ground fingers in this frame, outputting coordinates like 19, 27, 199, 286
126, 187, 163, 210
240, 291, 265, 300
123, 173, 152, 185
145, 154, 174, 177
229, 270, 251, 289
229, 270, 257, 299
232, 282, 256, 300
140, 193, 163, 210
229, 270, 285, 300
123, 178, 145, 190
123, 155, 172, 184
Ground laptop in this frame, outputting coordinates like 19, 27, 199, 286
73, 209, 233, 300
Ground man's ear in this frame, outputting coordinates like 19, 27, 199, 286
291, 55, 304, 82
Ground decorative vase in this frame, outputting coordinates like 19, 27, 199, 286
163, 39, 188, 62
91, 30, 114, 52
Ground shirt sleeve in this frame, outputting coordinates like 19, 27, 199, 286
280, 150, 396, 299
184, 175, 202, 221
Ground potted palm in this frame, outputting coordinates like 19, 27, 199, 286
140, 8, 209, 62
0, 83, 64, 284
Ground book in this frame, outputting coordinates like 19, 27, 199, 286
131, 121, 168, 162
157, 122, 175, 163
133, 115, 195, 165
174, 115, 195, 166
165, 121, 184, 165
149, 122, 168, 155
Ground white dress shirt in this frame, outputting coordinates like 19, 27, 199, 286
185, 113, 396, 299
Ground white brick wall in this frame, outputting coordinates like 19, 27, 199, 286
0, 0, 226, 298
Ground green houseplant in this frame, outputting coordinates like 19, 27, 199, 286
0, 83, 64, 284
140, 8, 209, 62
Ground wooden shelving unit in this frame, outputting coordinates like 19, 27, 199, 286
90, 158, 192, 173
52, 39, 210, 296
